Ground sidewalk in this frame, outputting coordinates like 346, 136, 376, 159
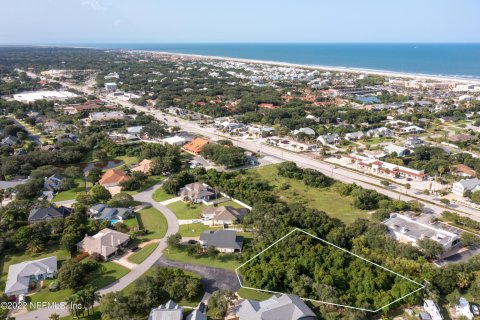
160, 197, 181, 206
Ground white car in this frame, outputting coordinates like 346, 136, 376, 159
18, 294, 25, 303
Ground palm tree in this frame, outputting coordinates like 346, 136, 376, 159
405, 183, 411, 194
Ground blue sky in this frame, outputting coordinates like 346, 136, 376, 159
1, 0, 479, 44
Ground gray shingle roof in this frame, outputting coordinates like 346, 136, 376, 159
5, 256, 57, 296
200, 230, 243, 251
237, 294, 316, 320
28, 206, 70, 222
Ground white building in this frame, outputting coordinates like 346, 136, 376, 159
423, 300, 443, 320
162, 136, 187, 146
452, 178, 480, 196
13, 90, 78, 103
104, 82, 118, 91
455, 297, 474, 320
383, 213, 460, 250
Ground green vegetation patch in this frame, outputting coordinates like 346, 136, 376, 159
167, 201, 205, 220
128, 243, 159, 264
136, 207, 168, 240
237, 229, 423, 312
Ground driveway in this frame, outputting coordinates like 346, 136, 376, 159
156, 257, 240, 293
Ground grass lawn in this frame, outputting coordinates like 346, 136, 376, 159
125, 175, 164, 195
152, 187, 176, 202
114, 155, 139, 166
0, 246, 71, 291
52, 178, 92, 202
128, 243, 158, 264
179, 224, 221, 237
164, 246, 240, 271
28, 260, 129, 309
217, 200, 247, 209
123, 217, 139, 230
122, 267, 203, 307
248, 165, 369, 224
167, 201, 205, 220
237, 287, 272, 301
136, 207, 168, 240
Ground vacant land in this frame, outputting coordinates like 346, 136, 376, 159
136, 207, 168, 240
248, 165, 369, 224
52, 178, 92, 202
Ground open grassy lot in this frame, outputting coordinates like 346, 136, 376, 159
152, 186, 176, 202
128, 243, 158, 264
27, 260, 129, 308
167, 201, 205, 220
0, 246, 71, 291
163, 246, 240, 271
52, 178, 92, 202
179, 224, 221, 237
248, 165, 369, 224
136, 207, 168, 240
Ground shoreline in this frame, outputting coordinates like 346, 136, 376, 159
121, 49, 480, 84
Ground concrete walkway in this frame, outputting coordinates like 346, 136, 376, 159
111, 239, 161, 269
15, 181, 179, 320
160, 196, 181, 206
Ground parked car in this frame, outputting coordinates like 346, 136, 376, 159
188, 240, 198, 245
198, 302, 206, 313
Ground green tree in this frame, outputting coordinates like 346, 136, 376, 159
90, 184, 112, 202
167, 233, 182, 248
57, 260, 86, 289
417, 238, 444, 260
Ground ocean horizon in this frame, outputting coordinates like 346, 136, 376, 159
44, 43, 480, 79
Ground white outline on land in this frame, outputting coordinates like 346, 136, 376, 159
235, 228, 425, 313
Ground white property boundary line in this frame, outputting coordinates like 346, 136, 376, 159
235, 228, 425, 313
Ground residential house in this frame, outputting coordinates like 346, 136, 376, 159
183, 137, 209, 154
383, 145, 411, 157
1, 136, 18, 147
423, 300, 443, 320
236, 294, 317, 320
399, 125, 424, 134
317, 134, 340, 146
439, 116, 459, 123
28, 206, 71, 223
199, 230, 244, 253
148, 300, 183, 320
127, 126, 144, 135
179, 182, 216, 203
99, 169, 130, 187
5, 256, 57, 297
366, 127, 393, 138
202, 206, 248, 225
132, 159, 153, 174
383, 213, 460, 250
88, 204, 133, 222
455, 298, 474, 320
76, 228, 130, 260
291, 127, 316, 136
452, 178, 480, 196
345, 131, 364, 141
453, 164, 477, 178
43, 174, 64, 192
404, 136, 426, 149
186, 309, 207, 320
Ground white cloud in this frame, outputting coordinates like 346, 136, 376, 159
81, 0, 106, 11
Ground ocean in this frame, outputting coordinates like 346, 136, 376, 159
78, 43, 480, 79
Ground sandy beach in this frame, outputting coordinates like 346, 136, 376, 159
127, 49, 480, 84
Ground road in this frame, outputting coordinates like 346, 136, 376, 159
15, 181, 180, 320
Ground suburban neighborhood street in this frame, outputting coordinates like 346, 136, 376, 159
14, 182, 180, 320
